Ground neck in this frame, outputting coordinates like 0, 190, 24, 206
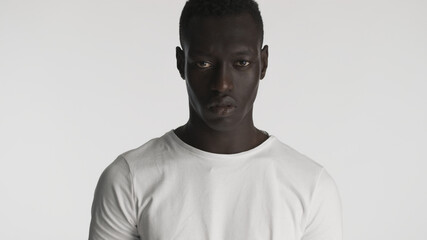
174, 111, 268, 154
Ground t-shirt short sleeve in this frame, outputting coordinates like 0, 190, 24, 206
302, 169, 343, 240
89, 156, 140, 240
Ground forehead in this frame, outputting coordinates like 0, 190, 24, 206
183, 13, 262, 53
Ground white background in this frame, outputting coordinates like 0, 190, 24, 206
1, 0, 426, 239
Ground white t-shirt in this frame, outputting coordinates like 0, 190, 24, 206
89, 130, 343, 240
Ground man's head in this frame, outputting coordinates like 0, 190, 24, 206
179, 0, 264, 49
176, 0, 268, 132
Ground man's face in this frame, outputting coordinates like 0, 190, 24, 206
177, 13, 268, 132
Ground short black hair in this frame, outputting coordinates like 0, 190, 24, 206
179, 0, 264, 47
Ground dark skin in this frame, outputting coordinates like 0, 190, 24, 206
175, 12, 269, 154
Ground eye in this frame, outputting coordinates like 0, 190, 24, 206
196, 61, 212, 68
236, 60, 250, 67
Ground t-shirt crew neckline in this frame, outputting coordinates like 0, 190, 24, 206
167, 129, 276, 163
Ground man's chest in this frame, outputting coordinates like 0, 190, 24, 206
133, 162, 306, 240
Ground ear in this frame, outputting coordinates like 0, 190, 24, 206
260, 45, 269, 80
176, 46, 185, 80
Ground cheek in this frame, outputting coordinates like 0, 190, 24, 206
233, 71, 260, 100
244, 83, 259, 106
186, 80, 199, 102
185, 74, 210, 111
186, 70, 213, 95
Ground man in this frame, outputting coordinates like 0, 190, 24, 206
89, 0, 343, 239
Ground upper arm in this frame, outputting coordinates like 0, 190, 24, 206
89, 156, 140, 240
302, 169, 343, 240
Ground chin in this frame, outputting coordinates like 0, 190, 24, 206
203, 116, 243, 132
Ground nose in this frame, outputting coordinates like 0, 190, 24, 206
210, 64, 233, 93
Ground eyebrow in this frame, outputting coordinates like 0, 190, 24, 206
189, 48, 256, 57
188, 50, 213, 57
233, 50, 255, 56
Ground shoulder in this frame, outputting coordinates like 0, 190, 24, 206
266, 137, 342, 238
263, 136, 342, 207
116, 131, 175, 173
267, 137, 325, 182
94, 156, 133, 197
92, 132, 174, 207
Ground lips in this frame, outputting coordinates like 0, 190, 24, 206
207, 96, 237, 116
